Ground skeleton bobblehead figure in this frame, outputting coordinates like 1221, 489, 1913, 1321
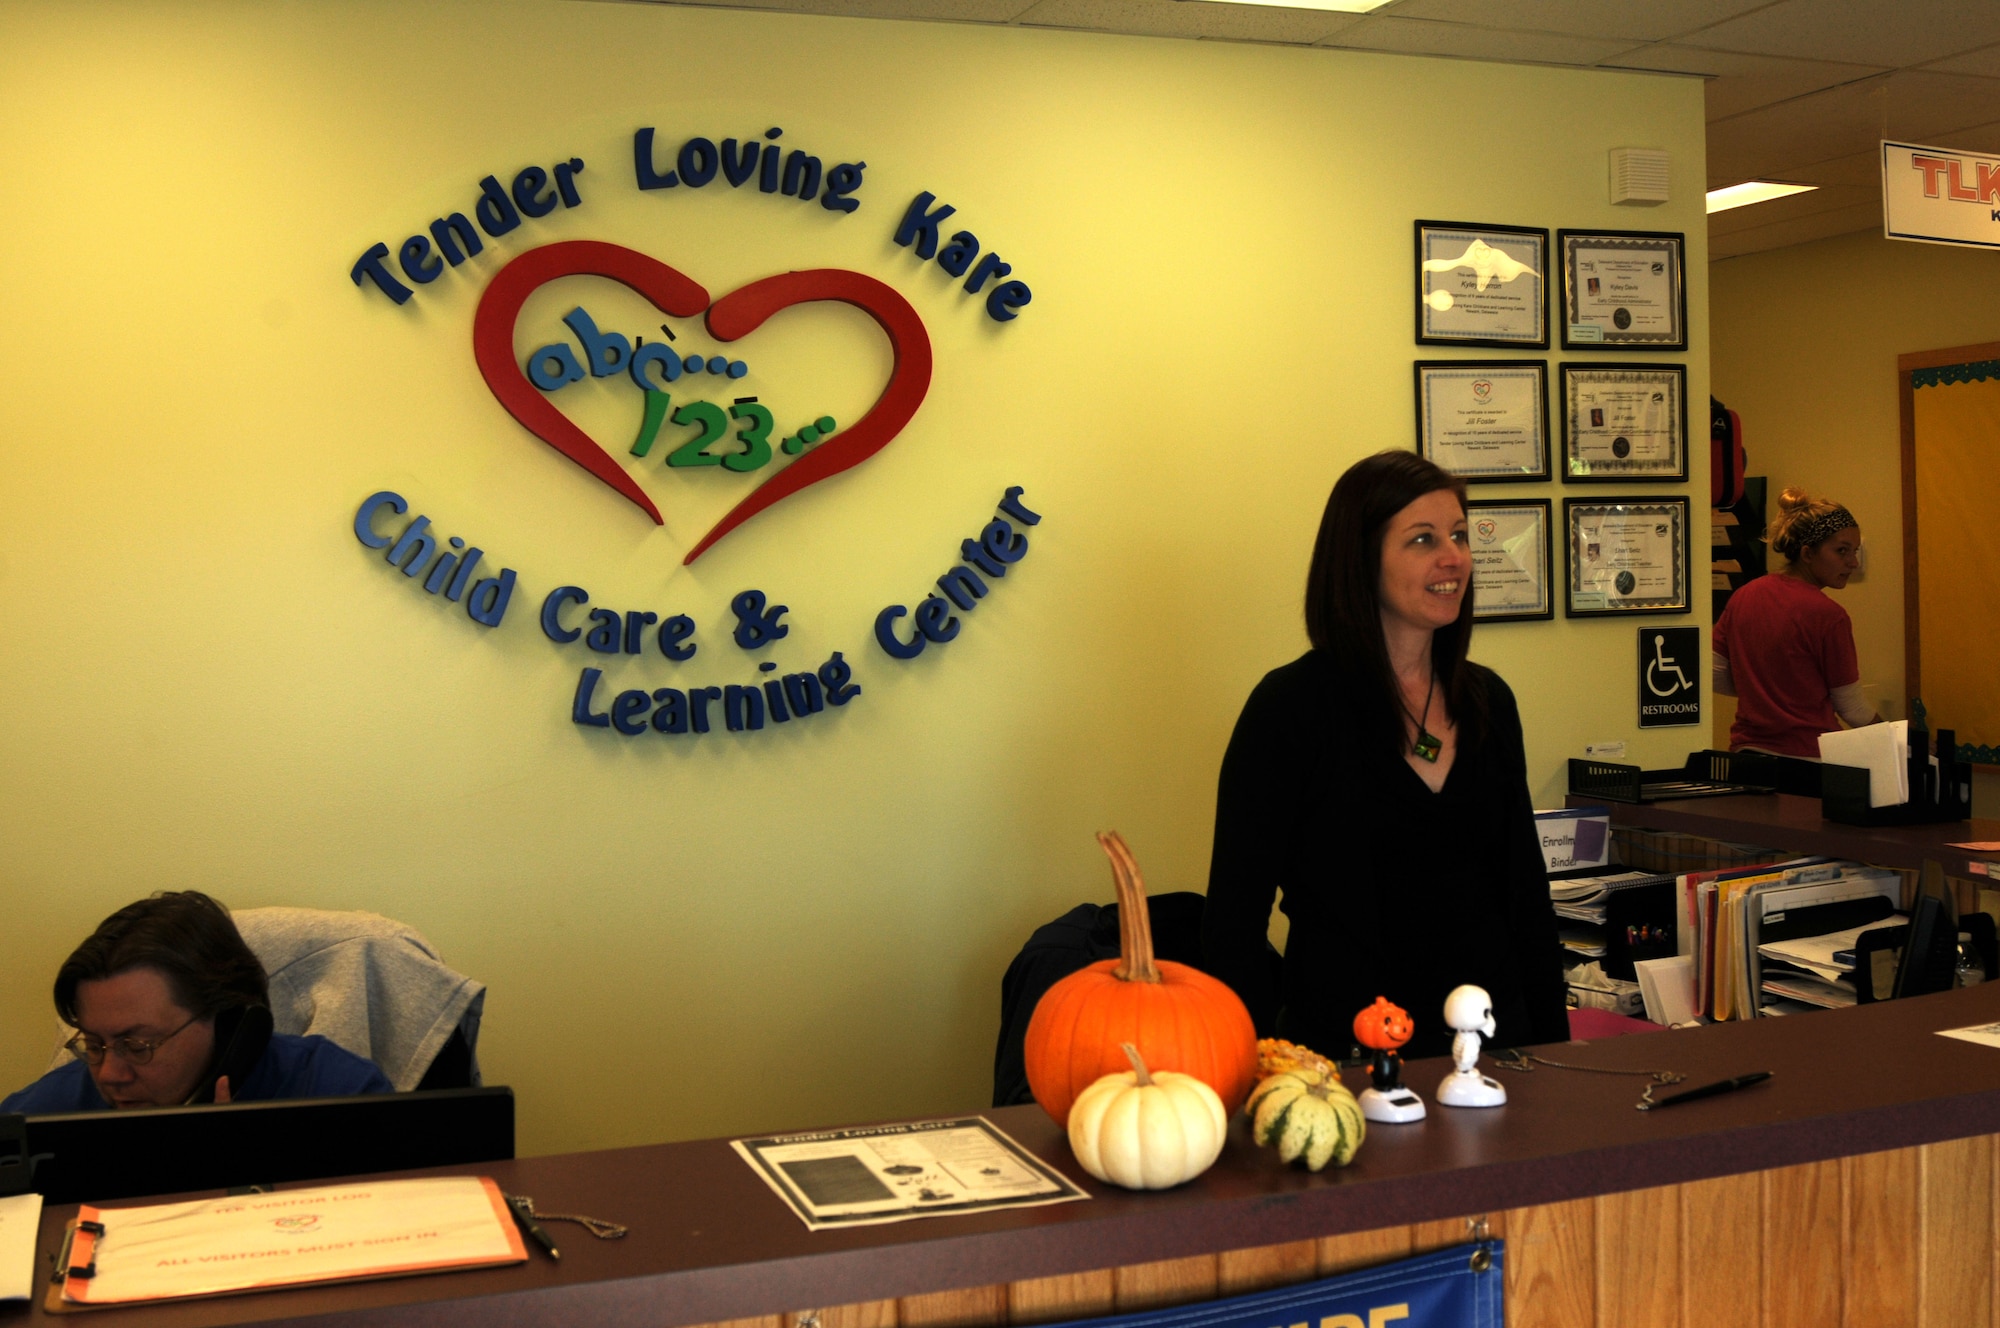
1437, 984, 1507, 1108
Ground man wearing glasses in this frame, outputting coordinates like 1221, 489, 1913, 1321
2, 892, 390, 1112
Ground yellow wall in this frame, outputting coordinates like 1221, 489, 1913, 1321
0, 0, 1707, 1154
1710, 228, 2000, 814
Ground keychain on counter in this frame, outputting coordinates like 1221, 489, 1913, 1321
503, 1195, 629, 1240
1488, 1047, 1685, 1110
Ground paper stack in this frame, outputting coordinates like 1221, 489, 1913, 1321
1757, 917, 1905, 1012
1684, 859, 1903, 1019
1634, 956, 1697, 1025
1819, 721, 1909, 808
1, 1193, 41, 1304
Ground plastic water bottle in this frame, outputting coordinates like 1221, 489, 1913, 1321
1957, 933, 1985, 988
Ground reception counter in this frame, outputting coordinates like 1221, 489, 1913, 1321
17, 983, 2000, 1328
1569, 789, 2000, 879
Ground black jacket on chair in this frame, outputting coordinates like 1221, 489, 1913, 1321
991, 891, 1253, 1107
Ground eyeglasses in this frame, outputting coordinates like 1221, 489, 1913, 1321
65, 1014, 200, 1067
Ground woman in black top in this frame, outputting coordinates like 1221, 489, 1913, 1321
1201, 451, 1568, 1061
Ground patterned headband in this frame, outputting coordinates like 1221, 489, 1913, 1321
1790, 507, 1856, 551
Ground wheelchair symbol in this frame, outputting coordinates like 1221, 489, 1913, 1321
1646, 634, 1692, 697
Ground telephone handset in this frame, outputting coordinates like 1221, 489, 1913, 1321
188, 1004, 273, 1105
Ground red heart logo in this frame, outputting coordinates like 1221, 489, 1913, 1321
472, 240, 933, 564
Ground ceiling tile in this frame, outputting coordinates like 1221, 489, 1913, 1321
1382, 0, 1775, 44
1716, 124, 2000, 194
1606, 44, 1885, 119
1877, 71, 2000, 142
610, 0, 1043, 17
1705, 76, 1890, 183
1709, 200, 1882, 258
1013, 0, 1361, 43
1704, 69, 2000, 183
1793, 148, 1892, 187
1317, 15, 1639, 64
1913, 117, 2000, 151
1922, 41, 2000, 77
1680, 0, 2000, 68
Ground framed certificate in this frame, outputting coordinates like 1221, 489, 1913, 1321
1467, 499, 1552, 621
1416, 221, 1549, 348
1558, 230, 1686, 350
1559, 363, 1687, 482
1415, 361, 1549, 482
1564, 497, 1690, 617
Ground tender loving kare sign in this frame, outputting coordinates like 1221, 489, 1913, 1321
1883, 139, 2000, 250
345, 123, 1044, 739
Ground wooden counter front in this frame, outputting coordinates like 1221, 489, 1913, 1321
18, 984, 2000, 1328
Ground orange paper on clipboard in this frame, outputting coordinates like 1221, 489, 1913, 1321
55, 1175, 525, 1308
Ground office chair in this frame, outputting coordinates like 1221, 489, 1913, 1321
48, 908, 487, 1092
232, 908, 486, 1091
993, 891, 1241, 1107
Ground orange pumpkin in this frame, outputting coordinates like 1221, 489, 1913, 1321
1024, 831, 1258, 1125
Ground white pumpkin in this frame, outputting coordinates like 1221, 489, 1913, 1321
1067, 1043, 1227, 1190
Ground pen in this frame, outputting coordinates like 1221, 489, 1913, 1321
508, 1196, 561, 1262
1642, 1071, 1773, 1112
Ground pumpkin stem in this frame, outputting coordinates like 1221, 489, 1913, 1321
1098, 831, 1161, 984
1120, 1041, 1155, 1087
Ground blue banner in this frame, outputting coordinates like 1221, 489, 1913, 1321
1039, 1243, 1502, 1328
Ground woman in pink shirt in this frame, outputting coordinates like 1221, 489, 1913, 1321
1713, 488, 1880, 758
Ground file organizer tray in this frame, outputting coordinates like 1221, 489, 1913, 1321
1821, 758, 1971, 826
1567, 751, 1777, 805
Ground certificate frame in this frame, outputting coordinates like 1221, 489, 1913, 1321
1558, 362, 1688, 483
1415, 220, 1550, 349
1414, 360, 1550, 483
1558, 230, 1687, 351
1466, 498, 1553, 622
1563, 496, 1691, 618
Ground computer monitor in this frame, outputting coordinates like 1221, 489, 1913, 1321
1, 1086, 513, 1204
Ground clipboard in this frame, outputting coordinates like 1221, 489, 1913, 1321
43, 1175, 526, 1311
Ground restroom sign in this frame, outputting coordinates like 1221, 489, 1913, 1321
1639, 626, 1700, 728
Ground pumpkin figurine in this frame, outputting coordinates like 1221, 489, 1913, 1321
1024, 831, 1258, 1125
1353, 996, 1426, 1124
1068, 1043, 1227, 1190
1246, 1067, 1366, 1171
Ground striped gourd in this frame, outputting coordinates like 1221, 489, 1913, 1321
1246, 1069, 1366, 1171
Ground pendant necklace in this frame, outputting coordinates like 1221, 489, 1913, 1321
1402, 672, 1442, 763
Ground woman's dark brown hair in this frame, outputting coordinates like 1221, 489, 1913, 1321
1305, 450, 1484, 757
54, 891, 268, 1025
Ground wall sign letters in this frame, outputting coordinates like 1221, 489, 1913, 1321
874, 489, 1041, 659
354, 492, 518, 627
347, 121, 1043, 738
353, 487, 1034, 738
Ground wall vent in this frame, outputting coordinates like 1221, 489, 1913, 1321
1609, 147, 1670, 206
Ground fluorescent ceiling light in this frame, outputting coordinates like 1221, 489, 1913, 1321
1190, 0, 1395, 10
1705, 181, 1818, 214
